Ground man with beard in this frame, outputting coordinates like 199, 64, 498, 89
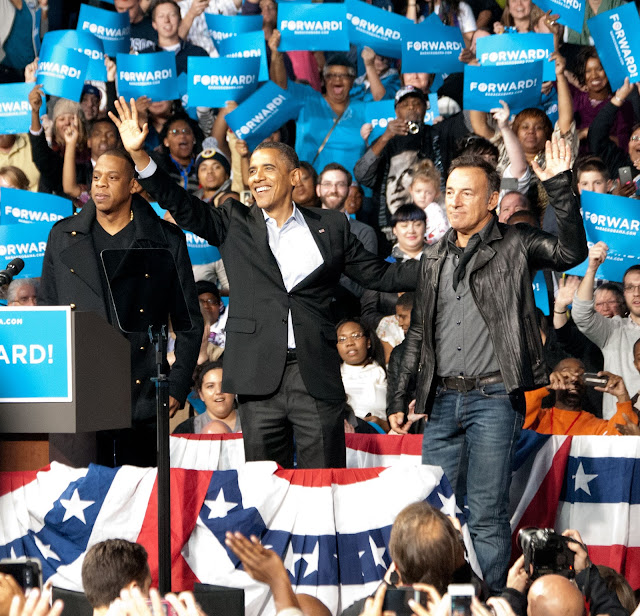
354, 86, 470, 230
523, 358, 638, 435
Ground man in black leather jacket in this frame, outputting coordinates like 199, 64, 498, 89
388, 138, 587, 592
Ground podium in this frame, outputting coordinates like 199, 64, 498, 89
0, 307, 131, 470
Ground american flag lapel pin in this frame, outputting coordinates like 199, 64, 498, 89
319, 228, 325, 233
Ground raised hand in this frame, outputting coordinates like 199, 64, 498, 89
587, 241, 608, 272
555, 275, 580, 311
490, 100, 511, 131
532, 134, 571, 181
361, 46, 376, 66
109, 96, 149, 154
63, 119, 79, 146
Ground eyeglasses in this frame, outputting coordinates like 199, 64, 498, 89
199, 298, 219, 306
630, 135, 640, 141
324, 72, 354, 82
337, 332, 365, 344
623, 284, 640, 293
168, 127, 193, 135
320, 181, 349, 190
595, 300, 622, 307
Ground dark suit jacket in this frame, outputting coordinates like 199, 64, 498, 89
39, 195, 202, 423
139, 167, 419, 401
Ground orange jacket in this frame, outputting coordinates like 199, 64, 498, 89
524, 387, 638, 435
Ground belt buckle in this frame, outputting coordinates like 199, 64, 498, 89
454, 375, 473, 393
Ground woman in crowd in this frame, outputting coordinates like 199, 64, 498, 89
292, 162, 320, 208
194, 138, 232, 205
336, 319, 388, 432
174, 360, 240, 434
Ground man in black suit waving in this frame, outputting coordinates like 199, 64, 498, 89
111, 98, 418, 468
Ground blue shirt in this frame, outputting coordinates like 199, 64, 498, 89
1, 2, 37, 70
287, 81, 366, 175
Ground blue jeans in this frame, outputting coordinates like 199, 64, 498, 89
422, 381, 524, 592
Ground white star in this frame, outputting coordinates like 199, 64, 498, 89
369, 535, 387, 569
33, 534, 60, 562
573, 462, 598, 496
204, 489, 237, 519
10, 547, 17, 559
283, 541, 296, 577
59, 489, 94, 524
438, 492, 459, 517
300, 541, 319, 577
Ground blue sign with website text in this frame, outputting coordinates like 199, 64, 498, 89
205, 14, 262, 45
565, 191, 640, 282
477, 32, 555, 82
588, 3, 640, 90
217, 32, 269, 83
463, 62, 543, 113
37, 46, 89, 102
345, 0, 412, 59
41, 30, 106, 82
117, 52, 178, 102
0, 83, 45, 134
0, 223, 50, 279
278, 3, 349, 51
533, 0, 585, 32
226, 81, 302, 150
0, 189, 72, 225
188, 56, 260, 107
0, 308, 72, 402
77, 4, 130, 57
402, 15, 465, 74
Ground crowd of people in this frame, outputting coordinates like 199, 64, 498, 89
1, 0, 640, 606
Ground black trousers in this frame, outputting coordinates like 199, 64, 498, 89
238, 359, 346, 469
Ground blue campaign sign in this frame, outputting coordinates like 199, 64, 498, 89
476, 32, 556, 82
345, 0, 412, 59
533, 0, 585, 33
0, 83, 46, 135
565, 191, 640, 282
226, 81, 302, 150
41, 30, 106, 82
117, 52, 178, 102
217, 32, 269, 83
204, 14, 262, 46
463, 62, 543, 113
1, 188, 72, 224
36, 46, 89, 102
0, 308, 72, 402
588, 3, 640, 90
278, 3, 349, 52
184, 232, 221, 265
402, 16, 465, 74
77, 4, 130, 57
424, 92, 440, 125
188, 56, 260, 107
0, 223, 50, 279
366, 100, 395, 142
532, 270, 551, 315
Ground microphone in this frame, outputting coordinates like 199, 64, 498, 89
0, 258, 25, 286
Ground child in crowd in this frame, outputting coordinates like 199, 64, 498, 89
407, 159, 449, 244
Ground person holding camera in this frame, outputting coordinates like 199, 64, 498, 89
503, 528, 629, 616
523, 358, 639, 435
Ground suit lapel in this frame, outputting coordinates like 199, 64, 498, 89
59, 232, 104, 298
300, 207, 333, 267
248, 205, 287, 290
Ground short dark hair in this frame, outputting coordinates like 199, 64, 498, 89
319, 162, 352, 186
151, 0, 180, 20
623, 264, 640, 286
335, 318, 386, 374
397, 292, 414, 310
594, 282, 624, 306
511, 108, 553, 144
389, 502, 466, 594
448, 155, 501, 197
81, 540, 150, 609
89, 118, 118, 137
253, 140, 300, 171
159, 112, 195, 143
99, 149, 136, 179
574, 156, 609, 181
456, 134, 499, 163
193, 359, 224, 391
391, 204, 426, 227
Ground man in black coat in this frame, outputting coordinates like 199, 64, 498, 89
39, 149, 202, 467
111, 98, 419, 469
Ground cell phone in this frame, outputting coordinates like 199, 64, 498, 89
382, 587, 429, 616
146, 599, 178, 616
500, 177, 518, 192
448, 584, 475, 616
0, 559, 43, 591
583, 373, 608, 387
618, 166, 633, 185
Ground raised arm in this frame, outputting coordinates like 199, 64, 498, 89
268, 29, 288, 89
361, 47, 386, 101
552, 51, 573, 136
61, 121, 84, 199
492, 100, 527, 180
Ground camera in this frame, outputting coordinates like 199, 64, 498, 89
382, 587, 429, 616
0, 558, 43, 591
407, 121, 420, 134
518, 528, 575, 579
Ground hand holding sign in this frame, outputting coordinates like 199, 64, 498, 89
25, 58, 38, 84
587, 241, 608, 273
531, 135, 571, 181
613, 77, 634, 106
268, 29, 281, 54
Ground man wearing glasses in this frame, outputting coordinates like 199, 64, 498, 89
572, 241, 640, 420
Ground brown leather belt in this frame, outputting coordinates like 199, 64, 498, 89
439, 372, 503, 393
